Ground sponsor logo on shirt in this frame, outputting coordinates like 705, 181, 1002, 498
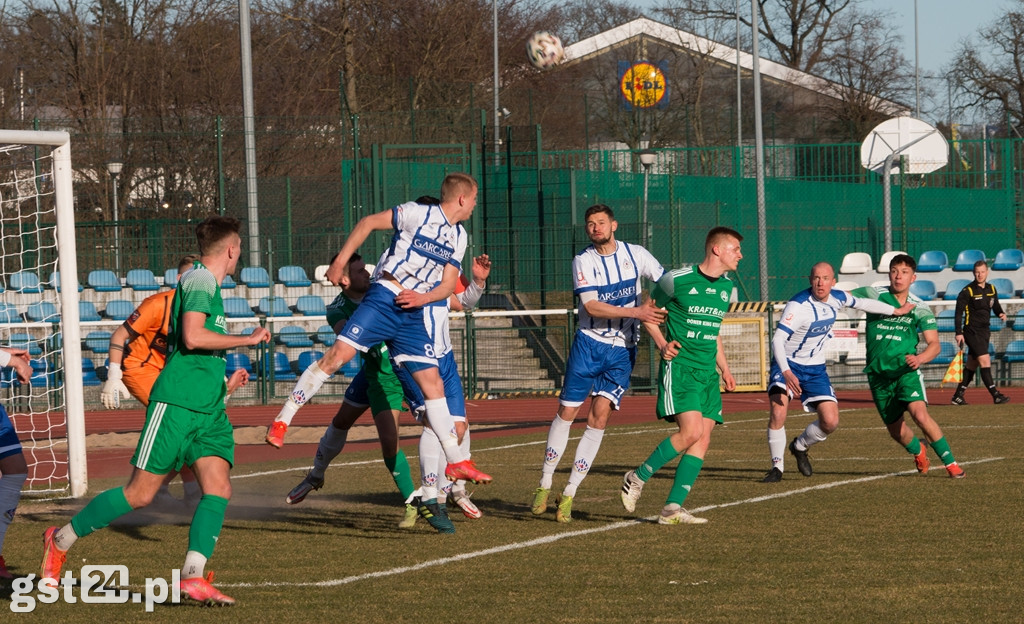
689, 287, 699, 294
411, 234, 454, 264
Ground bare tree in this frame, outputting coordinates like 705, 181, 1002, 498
950, 2, 1024, 130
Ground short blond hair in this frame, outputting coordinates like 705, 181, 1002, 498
440, 173, 477, 203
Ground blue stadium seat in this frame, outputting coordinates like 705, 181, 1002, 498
297, 350, 325, 372
9, 271, 43, 293
221, 274, 237, 289
126, 268, 160, 291
28, 358, 57, 388
240, 266, 271, 288
942, 279, 970, 300
223, 297, 255, 318
9, 332, 42, 356
0, 303, 21, 324
105, 299, 135, 321
277, 325, 314, 348
936, 309, 957, 333
49, 271, 83, 292
164, 267, 180, 286
933, 341, 957, 365
1003, 340, 1024, 362
952, 249, 986, 271
991, 315, 1006, 332
84, 330, 112, 353
915, 250, 948, 272
87, 269, 122, 292
989, 278, 1015, 299
81, 358, 101, 386
258, 297, 291, 317
316, 324, 336, 344
26, 301, 59, 323
909, 280, 936, 301
79, 301, 102, 322
225, 352, 255, 377
993, 248, 1024, 271
1013, 310, 1024, 331
340, 353, 362, 377
262, 351, 297, 381
277, 265, 312, 287
295, 294, 327, 316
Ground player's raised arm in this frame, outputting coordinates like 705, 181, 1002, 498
325, 209, 394, 285
181, 311, 270, 350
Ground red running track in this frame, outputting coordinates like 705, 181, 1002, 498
14, 386, 1017, 482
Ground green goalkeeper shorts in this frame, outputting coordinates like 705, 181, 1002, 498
131, 401, 235, 474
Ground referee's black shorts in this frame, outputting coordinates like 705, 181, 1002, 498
962, 328, 991, 358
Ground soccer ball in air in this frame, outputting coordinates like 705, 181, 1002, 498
526, 31, 564, 70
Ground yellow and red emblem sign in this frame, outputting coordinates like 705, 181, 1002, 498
619, 62, 667, 109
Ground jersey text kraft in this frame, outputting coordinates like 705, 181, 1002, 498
412, 235, 454, 262
687, 305, 726, 317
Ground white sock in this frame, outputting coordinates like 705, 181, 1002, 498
54, 523, 78, 551
564, 426, 604, 498
0, 473, 26, 550
418, 427, 442, 502
423, 398, 463, 463
540, 415, 573, 489
312, 424, 349, 478
182, 550, 207, 580
797, 420, 829, 450
768, 426, 787, 471
451, 428, 471, 497
436, 433, 451, 503
276, 363, 331, 426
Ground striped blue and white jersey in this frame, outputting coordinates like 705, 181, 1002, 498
573, 241, 665, 347
773, 288, 896, 367
375, 201, 467, 295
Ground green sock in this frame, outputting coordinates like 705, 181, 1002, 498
929, 437, 957, 466
70, 487, 134, 538
904, 436, 922, 455
636, 437, 681, 482
666, 454, 704, 507
188, 494, 229, 558
385, 450, 416, 500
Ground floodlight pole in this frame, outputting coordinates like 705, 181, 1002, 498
107, 160, 123, 276
239, 0, 261, 266
751, 0, 768, 301
638, 150, 656, 248
493, 0, 500, 161
879, 130, 937, 251
914, 0, 920, 118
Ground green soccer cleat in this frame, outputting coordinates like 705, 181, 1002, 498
531, 487, 551, 515
555, 494, 573, 523
398, 503, 418, 529
416, 498, 455, 534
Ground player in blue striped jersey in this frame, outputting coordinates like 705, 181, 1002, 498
267, 173, 492, 489
531, 204, 667, 522
761, 262, 914, 482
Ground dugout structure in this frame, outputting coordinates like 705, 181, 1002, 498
0, 130, 87, 497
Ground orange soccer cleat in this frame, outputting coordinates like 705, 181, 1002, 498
265, 421, 288, 449
179, 572, 236, 606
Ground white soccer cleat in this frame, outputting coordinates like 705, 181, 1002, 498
658, 506, 708, 525
620, 470, 645, 513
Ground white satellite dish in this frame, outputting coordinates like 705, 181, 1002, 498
860, 116, 949, 175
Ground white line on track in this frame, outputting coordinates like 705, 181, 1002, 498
221, 456, 1003, 588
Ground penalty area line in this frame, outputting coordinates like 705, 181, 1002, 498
221, 456, 1003, 589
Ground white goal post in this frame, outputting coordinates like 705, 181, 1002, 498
0, 129, 87, 497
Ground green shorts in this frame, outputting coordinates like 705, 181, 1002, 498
867, 370, 928, 425
131, 401, 235, 474
365, 345, 405, 414
656, 361, 723, 424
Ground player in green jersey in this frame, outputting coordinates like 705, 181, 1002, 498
850, 253, 966, 479
41, 216, 272, 605
620, 227, 742, 525
283, 253, 418, 528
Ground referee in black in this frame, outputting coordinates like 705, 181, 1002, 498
951, 260, 1010, 405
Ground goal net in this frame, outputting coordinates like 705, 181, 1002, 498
0, 130, 87, 497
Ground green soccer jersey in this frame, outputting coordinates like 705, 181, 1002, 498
324, 291, 393, 376
653, 266, 733, 369
150, 262, 228, 412
852, 286, 937, 378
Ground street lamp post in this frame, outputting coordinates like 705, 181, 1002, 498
638, 149, 656, 249
107, 160, 124, 276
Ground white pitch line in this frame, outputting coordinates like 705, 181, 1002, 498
221, 456, 1004, 589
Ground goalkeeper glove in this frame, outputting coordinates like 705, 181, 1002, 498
100, 363, 131, 409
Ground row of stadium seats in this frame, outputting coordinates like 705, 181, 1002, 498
0, 294, 335, 325
70, 323, 338, 355
0, 264, 320, 295
933, 341, 1024, 365
840, 249, 1024, 275
225, 350, 361, 381
908, 278, 1021, 301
